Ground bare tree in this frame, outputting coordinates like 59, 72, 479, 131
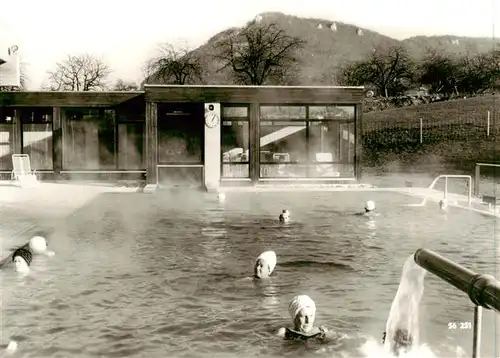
112, 79, 140, 91
19, 62, 29, 90
338, 46, 415, 98
144, 42, 203, 85
45, 54, 111, 91
418, 49, 461, 96
457, 49, 500, 95
214, 23, 306, 85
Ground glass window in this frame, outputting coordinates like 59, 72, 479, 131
308, 121, 354, 178
221, 105, 249, 178
222, 120, 249, 178
0, 107, 15, 170
63, 108, 116, 170
222, 106, 248, 119
259, 120, 307, 178
258, 104, 356, 179
308, 105, 355, 120
260, 106, 306, 120
21, 108, 53, 170
115, 103, 145, 170
118, 123, 144, 170
157, 103, 204, 164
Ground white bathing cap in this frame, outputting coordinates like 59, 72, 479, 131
365, 200, 376, 211
256, 250, 277, 274
289, 295, 316, 320
29, 236, 48, 254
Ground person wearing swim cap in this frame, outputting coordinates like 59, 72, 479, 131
254, 251, 277, 279
355, 200, 379, 217
277, 295, 339, 342
217, 192, 226, 202
12, 247, 32, 273
29, 236, 55, 257
365, 200, 376, 212
279, 210, 290, 223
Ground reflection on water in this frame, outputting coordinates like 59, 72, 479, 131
0, 190, 497, 358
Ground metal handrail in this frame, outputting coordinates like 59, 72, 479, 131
405, 174, 473, 208
427, 174, 473, 208
414, 248, 500, 358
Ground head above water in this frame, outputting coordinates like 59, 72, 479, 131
279, 209, 290, 223
439, 199, 448, 210
254, 250, 277, 279
365, 200, 376, 212
12, 248, 32, 273
289, 295, 316, 333
29, 236, 48, 254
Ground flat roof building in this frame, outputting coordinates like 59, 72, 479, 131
0, 85, 364, 190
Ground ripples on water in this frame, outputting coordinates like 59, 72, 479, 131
1, 190, 498, 358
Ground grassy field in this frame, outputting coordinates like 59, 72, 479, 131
362, 95, 500, 175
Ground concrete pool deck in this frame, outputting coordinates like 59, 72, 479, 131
0, 181, 139, 258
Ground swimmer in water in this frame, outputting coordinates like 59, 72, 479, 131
365, 200, 376, 213
29, 236, 55, 257
277, 295, 339, 342
355, 200, 379, 217
439, 199, 448, 210
12, 247, 32, 274
382, 329, 413, 356
254, 251, 277, 279
217, 192, 226, 202
279, 209, 290, 223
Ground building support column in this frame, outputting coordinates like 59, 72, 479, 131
144, 101, 158, 193
249, 102, 260, 183
354, 103, 363, 181
203, 102, 221, 191
13, 108, 21, 154
52, 107, 62, 179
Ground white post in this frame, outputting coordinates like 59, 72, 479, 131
472, 305, 483, 358
487, 111, 490, 137
420, 118, 423, 144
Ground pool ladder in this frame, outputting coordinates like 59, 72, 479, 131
428, 174, 473, 208
413, 248, 500, 358
406, 174, 474, 208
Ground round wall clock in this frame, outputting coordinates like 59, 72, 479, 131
205, 112, 220, 128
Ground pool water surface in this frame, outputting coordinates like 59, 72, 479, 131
1, 190, 498, 358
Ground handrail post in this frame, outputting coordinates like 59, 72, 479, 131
474, 164, 480, 196
444, 177, 448, 199
472, 305, 483, 358
468, 177, 472, 208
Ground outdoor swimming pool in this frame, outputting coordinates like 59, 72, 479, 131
1, 190, 498, 358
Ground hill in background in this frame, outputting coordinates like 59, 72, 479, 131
150, 12, 499, 86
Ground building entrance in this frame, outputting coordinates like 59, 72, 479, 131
156, 102, 204, 187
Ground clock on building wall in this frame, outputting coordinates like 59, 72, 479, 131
205, 112, 220, 128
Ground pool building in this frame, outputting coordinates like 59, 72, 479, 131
0, 85, 363, 191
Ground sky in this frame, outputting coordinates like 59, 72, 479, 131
0, 0, 498, 90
